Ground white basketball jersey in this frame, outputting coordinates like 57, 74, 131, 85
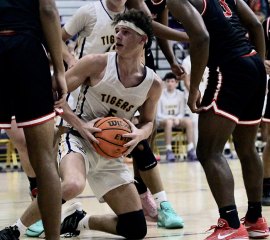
157, 89, 186, 122
75, 1, 118, 57
75, 52, 155, 122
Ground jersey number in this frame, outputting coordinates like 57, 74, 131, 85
219, 0, 232, 17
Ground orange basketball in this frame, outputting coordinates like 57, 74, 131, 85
92, 117, 132, 159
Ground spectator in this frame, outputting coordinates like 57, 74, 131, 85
157, 72, 197, 161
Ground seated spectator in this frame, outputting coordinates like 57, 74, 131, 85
157, 72, 197, 162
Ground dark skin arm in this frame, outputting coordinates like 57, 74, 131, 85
167, 0, 209, 113
236, 0, 265, 60
126, 0, 189, 42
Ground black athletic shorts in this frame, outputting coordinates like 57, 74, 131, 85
0, 33, 55, 128
201, 52, 266, 124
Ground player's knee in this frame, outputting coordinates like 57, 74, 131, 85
62, 178, 86, 200
131, 140, 157, 171
116, 210, 147, 239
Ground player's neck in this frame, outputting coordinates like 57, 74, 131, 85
106, 0, 125, 13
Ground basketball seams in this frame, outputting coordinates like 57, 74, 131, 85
93, 142, 116, 158
95, 136, 129, 147
92, 116, 131, 158
96, 128, 131, 133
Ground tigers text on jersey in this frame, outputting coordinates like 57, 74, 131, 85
74, 52, 155, 122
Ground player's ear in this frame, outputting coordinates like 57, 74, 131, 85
140, 35, 148, 45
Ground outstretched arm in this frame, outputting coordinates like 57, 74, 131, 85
126, 0, 189, 42
167, 0, 209, 113
39, 0, 67, 104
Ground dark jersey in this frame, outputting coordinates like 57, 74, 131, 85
145, 0, 166, 20
263, 17, 270, 59
202, 0, 253, 67
0, 0, 43, 39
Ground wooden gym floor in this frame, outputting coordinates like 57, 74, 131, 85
0, 159, 269, 239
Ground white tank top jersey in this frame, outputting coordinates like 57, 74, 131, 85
74, 52, 155, 122
157, 89, 186, 122
65, 0, 124, 58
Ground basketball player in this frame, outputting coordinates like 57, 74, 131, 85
0, 0, 67, 239
0, 9, 160, 239
167, 0, 269, 239
261, 17, 270, 206
59, 0, 183, 228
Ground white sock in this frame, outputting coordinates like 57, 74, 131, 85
224, 142, 230, 149
166, 144, 172, 151
187, 143, 194, 151
77, 215, 90, 231
153, 191, 167, 207
12, 219, 27, 236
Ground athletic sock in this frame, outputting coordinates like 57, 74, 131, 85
153, 191, 167, 207
219, 205, 240, 229
134, 177, 147, 195
13, 219, 27, 236
77, 215, 90, 230
245, 202, 262, 223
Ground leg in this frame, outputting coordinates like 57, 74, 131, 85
84, 183, 147, 239
23, 120, 61, 240
6, 120, 35, 177
233, 124, 269, 238
159, 120, 176, 161
262, 122, 270, 205
233, 124, 262, 202
132, 140, 183, 228
197, 110, 236, 207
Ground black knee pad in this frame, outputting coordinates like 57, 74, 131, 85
116, 210, 147, 239
131, 139, 157, 171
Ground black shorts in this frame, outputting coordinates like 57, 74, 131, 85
0, 33, 55, 128
201, 53, 266, 124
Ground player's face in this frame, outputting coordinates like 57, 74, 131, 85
165, 78, 178, 91
115, 26, 144, 54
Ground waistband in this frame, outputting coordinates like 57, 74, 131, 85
0, 30, 16, 36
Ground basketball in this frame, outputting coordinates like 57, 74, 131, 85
92, 117, 132, 159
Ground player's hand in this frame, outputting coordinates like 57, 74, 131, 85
188, 88, 202, 113
52, 72, 68, 108
170, 61, 186, 80
121, 119, 144, 155
78, 118, 102, 144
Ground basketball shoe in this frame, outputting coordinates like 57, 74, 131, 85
25, 220, 44, 237
140, 189, 158, 221
0, 226, 20, 240
166, 150, 175, 162
204, 218, 248, 240
61, 202, 86, 237
158, 201, 184, 229
241, 217, 269, 239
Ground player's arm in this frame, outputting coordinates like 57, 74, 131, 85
167, 0, 209, 112
236, 0, 265, 60
137, 75, 163, 140
65, 54, 106, 92
62, 28, 77, 68
126, 0, 189, 42
39, 0, 67, 104
156, 7, 185, 78
123, 74, 162, 152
